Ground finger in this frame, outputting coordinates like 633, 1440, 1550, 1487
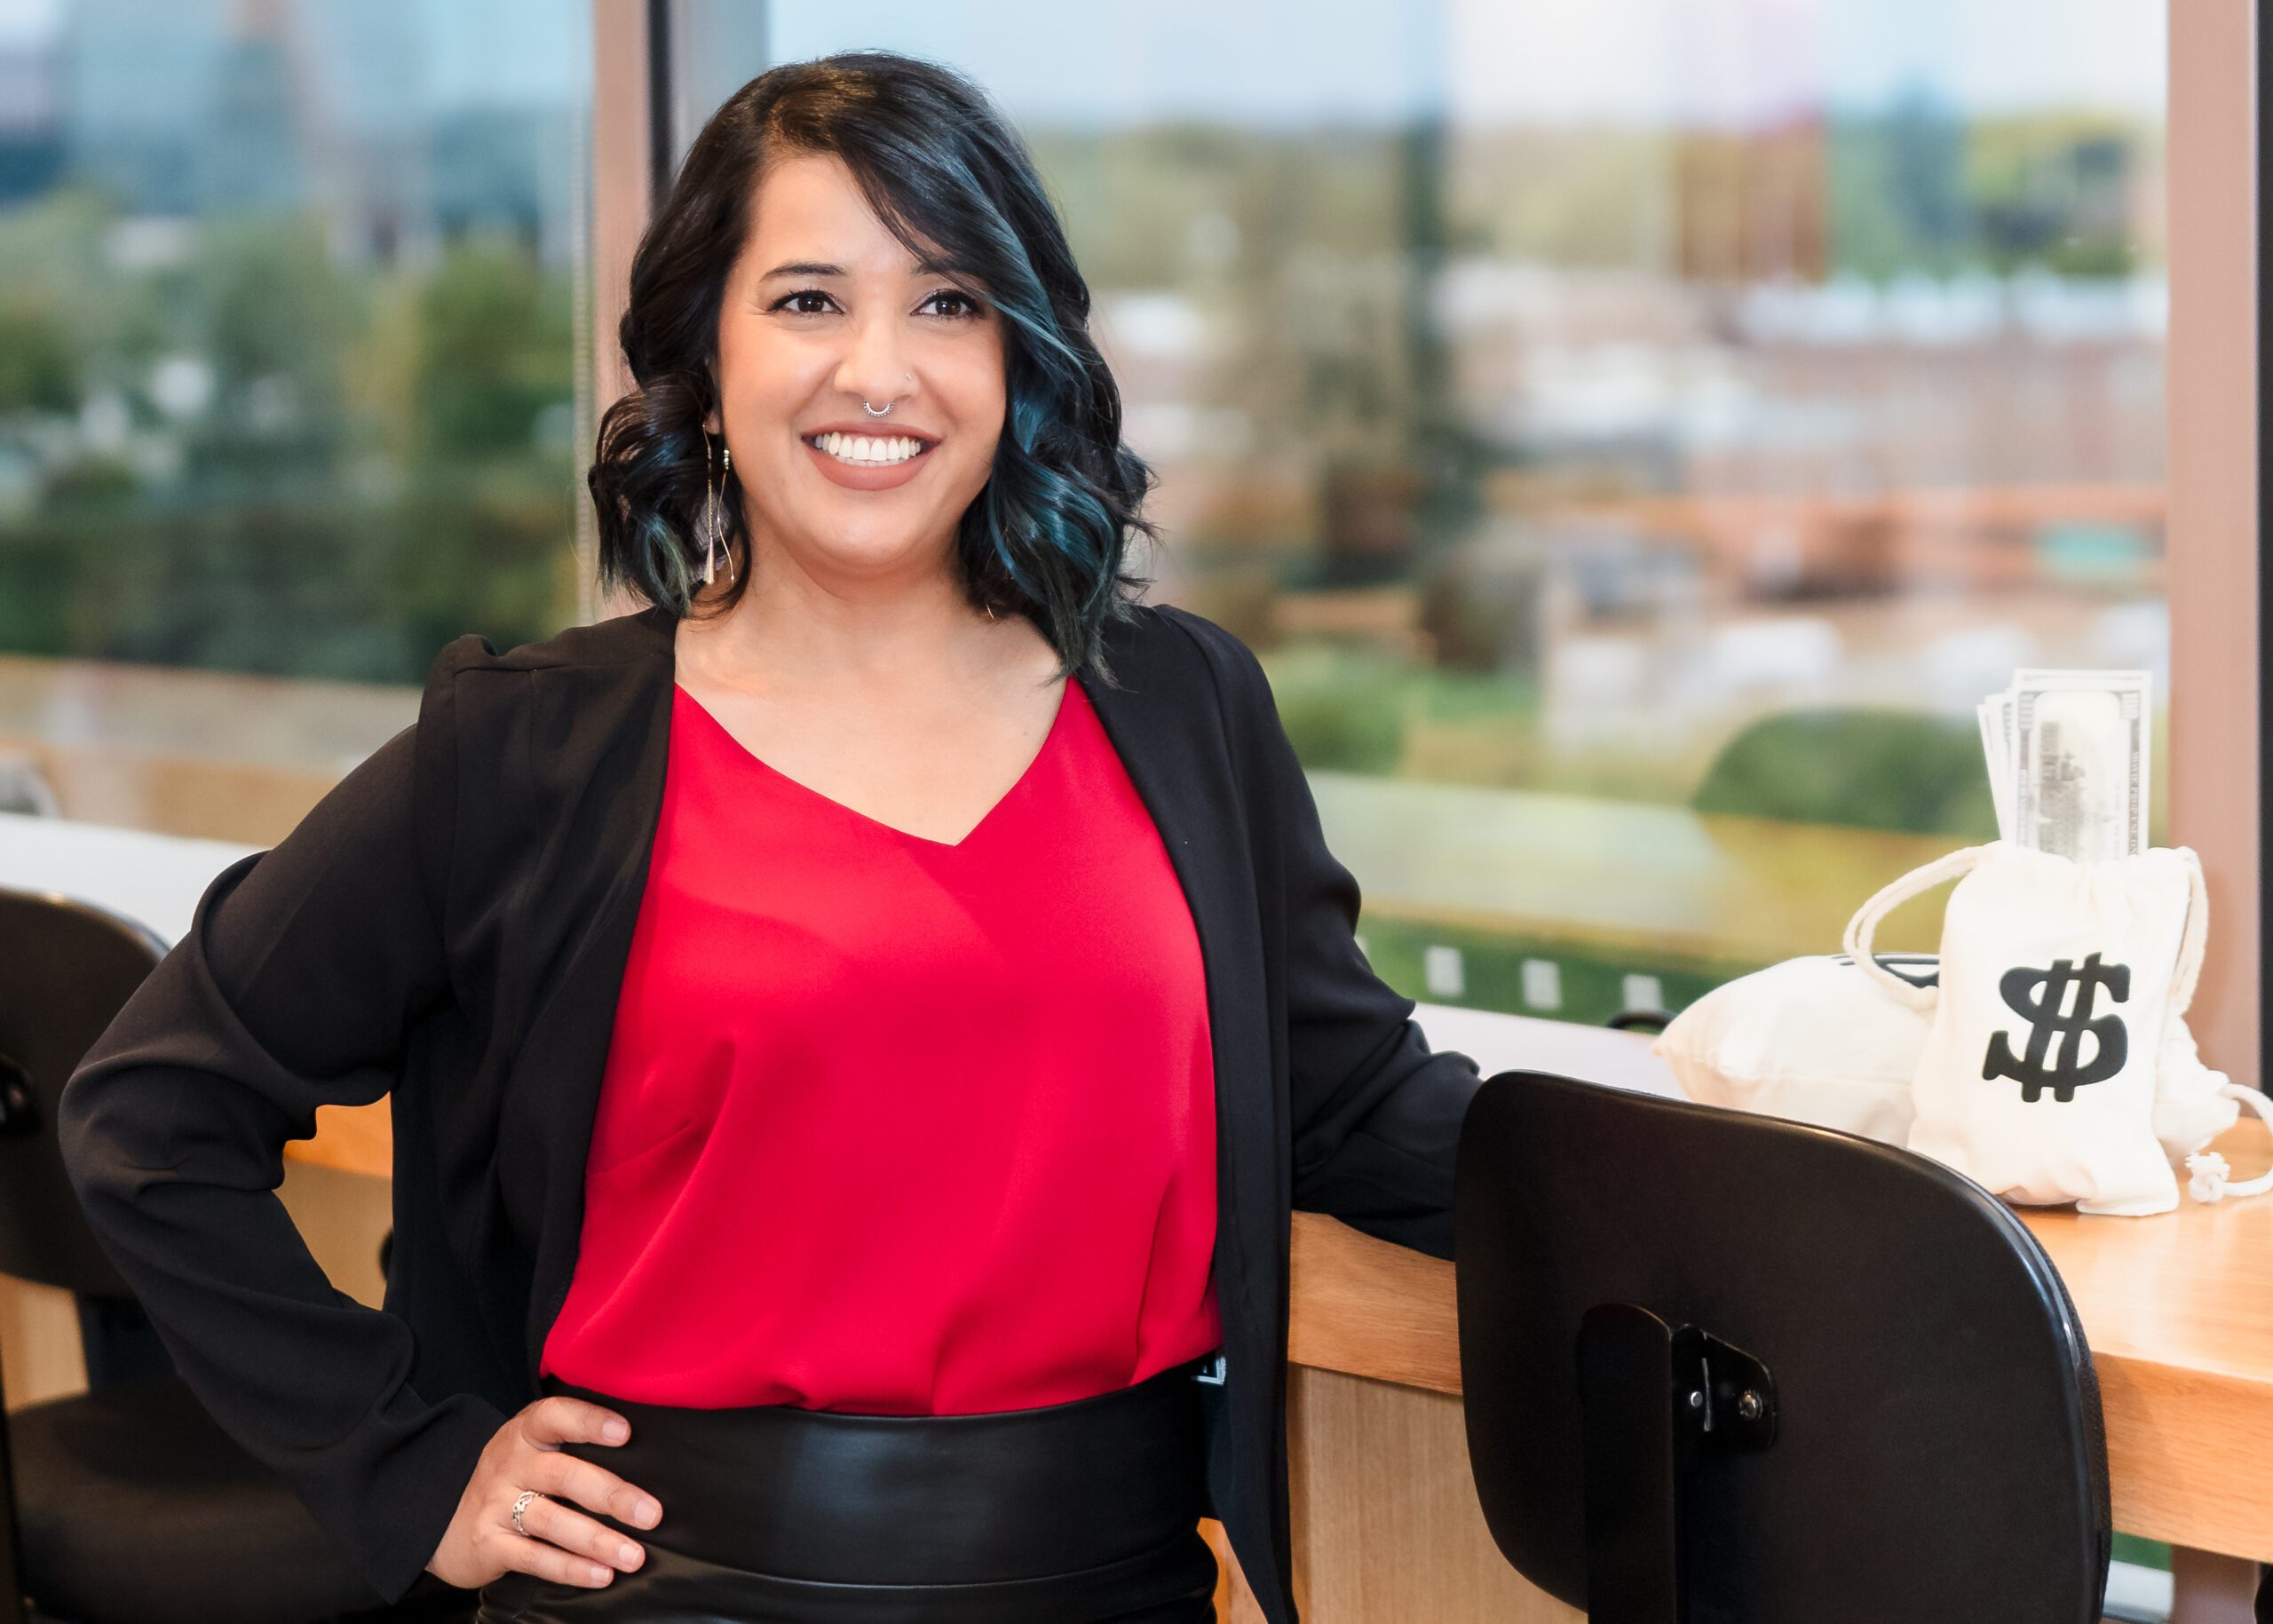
522, 1396, 632, 1449
527, 1449, 663, 1531
516, 1492, 646, 1574
492, 1525, 620, 1591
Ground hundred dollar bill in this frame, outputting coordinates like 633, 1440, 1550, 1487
1999, 689, 2016, 829
2008, 669, 2150, 861
1976, 697, 2012, 839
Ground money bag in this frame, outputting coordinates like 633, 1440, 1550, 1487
1841, 841, 2272, 1216
1651, 951, 1935, 1145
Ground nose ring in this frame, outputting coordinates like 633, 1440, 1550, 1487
862, 372, 915, 418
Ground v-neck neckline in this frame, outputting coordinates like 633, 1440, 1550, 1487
671, 674, 1079, 851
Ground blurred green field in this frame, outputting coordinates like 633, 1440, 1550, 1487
1355, 912, 1762, 1027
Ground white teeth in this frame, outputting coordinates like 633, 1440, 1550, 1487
811, 432, 923, 466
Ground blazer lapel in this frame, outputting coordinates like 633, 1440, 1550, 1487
1079, 614, 1282, 1382
511, 603, 680, 1374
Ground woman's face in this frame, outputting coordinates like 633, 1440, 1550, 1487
709, 150, 1007, 597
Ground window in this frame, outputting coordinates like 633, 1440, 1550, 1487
733, 0, 2169, 1025
0, 0, 594, 841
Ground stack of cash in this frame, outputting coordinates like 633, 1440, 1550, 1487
1976, 670, 2151, 862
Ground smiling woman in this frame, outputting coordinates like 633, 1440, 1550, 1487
57, 44, 1488, 1624
462, 50, 1243, 1622
587, 51, 1163, 681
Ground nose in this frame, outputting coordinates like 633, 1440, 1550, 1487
832, 306, 915, 412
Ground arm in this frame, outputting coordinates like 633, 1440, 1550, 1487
58, 656, 509, 1604
1174, 608, 1485, 1261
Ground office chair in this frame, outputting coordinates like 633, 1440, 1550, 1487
1455, 1069, 2111, 1623
0, 884, 471, 1622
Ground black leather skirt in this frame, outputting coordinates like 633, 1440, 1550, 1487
474, 1353, 1222, 1623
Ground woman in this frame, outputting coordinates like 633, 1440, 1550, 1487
59, 51, 1484, 1624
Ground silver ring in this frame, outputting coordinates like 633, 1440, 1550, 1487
511, 1489, 545, 1538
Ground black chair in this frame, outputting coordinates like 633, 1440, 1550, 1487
1455, 1069, 2111, 1623
0, 884, 471, 1623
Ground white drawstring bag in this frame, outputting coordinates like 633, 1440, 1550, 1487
2159, 1017, 2255, 1201
1653, 946, 2236, 1168
1651, 952, 1938, 1145
1842, 841, 2273, 1215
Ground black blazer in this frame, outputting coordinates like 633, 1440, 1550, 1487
58, 598, 1485, 1624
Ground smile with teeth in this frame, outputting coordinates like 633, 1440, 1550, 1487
804, 432, 934, 467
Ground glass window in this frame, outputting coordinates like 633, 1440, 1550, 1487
0, 0, 593, 841
727, 0, 2167, 1026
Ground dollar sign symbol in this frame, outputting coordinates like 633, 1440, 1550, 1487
1981, 953, 2131, 1104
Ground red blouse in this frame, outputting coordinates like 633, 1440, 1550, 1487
537, 674, 1222, 1414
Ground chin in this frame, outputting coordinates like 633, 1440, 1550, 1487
804, 527, 944, 570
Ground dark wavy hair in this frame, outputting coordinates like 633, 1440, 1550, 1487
590, 50, 1160, 684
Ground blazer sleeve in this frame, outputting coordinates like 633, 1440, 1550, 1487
1187, 611, 1485, 1261
57, 648, 510, 1605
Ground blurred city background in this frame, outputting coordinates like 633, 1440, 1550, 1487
0, 0, 2172, 1028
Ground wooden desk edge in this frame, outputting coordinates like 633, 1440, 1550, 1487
1287, 1208, 2273, 1564
297, 1103, 2273, 1561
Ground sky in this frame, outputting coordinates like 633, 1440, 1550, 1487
0, 0, 2166, 129
772, 0, 2166, 126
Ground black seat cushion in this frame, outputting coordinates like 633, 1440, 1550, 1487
12, 1375, 384, 1623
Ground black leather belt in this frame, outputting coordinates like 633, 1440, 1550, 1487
541, 1353, 1213, 1586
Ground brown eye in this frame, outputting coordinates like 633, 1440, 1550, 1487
924, 289, 984, 320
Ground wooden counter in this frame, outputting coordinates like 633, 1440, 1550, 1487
281, 1113, 2273, 1619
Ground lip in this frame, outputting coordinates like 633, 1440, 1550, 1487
800, 426, 939, 492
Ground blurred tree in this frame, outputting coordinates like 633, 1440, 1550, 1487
0, 297, 76, 415
413, 233, 572, 459
1691, 708, 2000, 838
0, 189, 579, 682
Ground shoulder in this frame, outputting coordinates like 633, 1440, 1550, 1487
424, 602, 674, 689
1146, 599, 1258, 671
1105, 598, 1272, 710
416, 603, 674, 757
410, 604, 675, 851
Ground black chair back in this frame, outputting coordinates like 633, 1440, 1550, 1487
1455, 1069, 2111, 1624
0, 884, 170, 1621
0, 884, 467, 1621
0, 886, 168, 1302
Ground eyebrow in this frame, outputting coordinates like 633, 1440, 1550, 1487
759, 258, 955, 281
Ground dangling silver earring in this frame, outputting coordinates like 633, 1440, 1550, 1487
701, 434, 734, 585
